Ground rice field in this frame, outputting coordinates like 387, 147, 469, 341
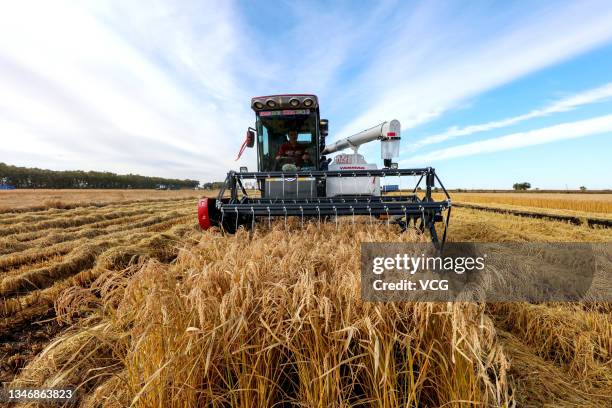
0, 190, 610, 407
0, 189, 202, 212
437, 192, 612, 219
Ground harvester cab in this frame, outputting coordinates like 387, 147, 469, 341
198, 94, 451, 245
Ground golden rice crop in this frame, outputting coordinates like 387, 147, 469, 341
0, 202, 193, 249
0, 243, 105, 297
11, 223, 511, 407
442, 192, 612, 215
0, 242, 75, 272
2, 191, 610, 407
0, 205, 189, 236
497, 331, 610, 407
0, 189, 203, 211
0, 198, 190, 228
490, 303, 611, 380
0, 222, 195, 327
0, 206, 192, 253
446, 207, 612, 242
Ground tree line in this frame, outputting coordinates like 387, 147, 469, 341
0, 162, 199, 189
200, 182, 226, 190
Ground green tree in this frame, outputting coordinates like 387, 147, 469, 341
512, 182, 531, 191
0, 162, 199, 189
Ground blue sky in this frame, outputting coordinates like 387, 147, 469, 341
0, 0, 611, 188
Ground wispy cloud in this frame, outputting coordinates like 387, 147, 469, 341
401, 114, 612, 165
407, 82, 612, 151
1, 1, 612, 182
0, 0, 255, 180
333, 1, 612, 141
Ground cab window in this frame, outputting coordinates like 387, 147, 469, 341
256, 110, 318, 171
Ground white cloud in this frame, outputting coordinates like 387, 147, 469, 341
1, 0, 612, 183
0, 0, 253, 180
401, 114, 612, 164
408, 82, 612, 151
332, 1, 612, 142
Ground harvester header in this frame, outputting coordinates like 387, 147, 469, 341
199, 93, 451, 246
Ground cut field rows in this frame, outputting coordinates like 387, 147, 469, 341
0, 194, 610, 406
454, 202, 612, 227
0, 198, 200, 384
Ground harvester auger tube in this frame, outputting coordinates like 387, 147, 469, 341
199, 167, 451, 246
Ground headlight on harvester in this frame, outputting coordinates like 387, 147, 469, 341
289, 98, 300, 107
266, 99, 277, 108
303, 98, 313, 107
254, 101, 264, 109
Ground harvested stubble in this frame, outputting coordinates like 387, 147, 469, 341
1, 222, 195, 325
490, 303, 611, 380
1, 220, 198, 386
0, 210, 193, 271
445, 207, 612, 242
497, 330, 610, 407
0, 214, 194, 300
13, 222, 510, 407
0, 243, 106, 298
0, 205, 193, 254
0, 197, 195, 227
0, 197, 196, 225
0, 198, 181, 226
0, 242, 75, 272
0, 189, 204, 212
0, 204, 191, 236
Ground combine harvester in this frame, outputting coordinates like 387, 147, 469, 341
198, 94, 451, 245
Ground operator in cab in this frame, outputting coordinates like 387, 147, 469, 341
275, 130, 312, 168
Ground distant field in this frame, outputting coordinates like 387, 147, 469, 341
433, 192, 612, 217
0, 189, 205, 211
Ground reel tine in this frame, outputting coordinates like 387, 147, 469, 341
235, 208, 239, 232
420, 206, 425, 232
300, 206, 304, 228
351, 206, 355, 225
251, 207, 255, 232
317, 206, 321, 228
267, 207, 271, 229
334, 206, 338, 230
283, 206, 287, 230
385, 206, 390, 228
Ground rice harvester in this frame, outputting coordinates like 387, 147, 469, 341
198, 94, 451, 244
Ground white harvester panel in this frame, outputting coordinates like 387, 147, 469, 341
326, 154, 380, 196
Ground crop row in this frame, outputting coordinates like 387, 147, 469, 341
0, 197, 193, 226
0, 201, 193, 252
